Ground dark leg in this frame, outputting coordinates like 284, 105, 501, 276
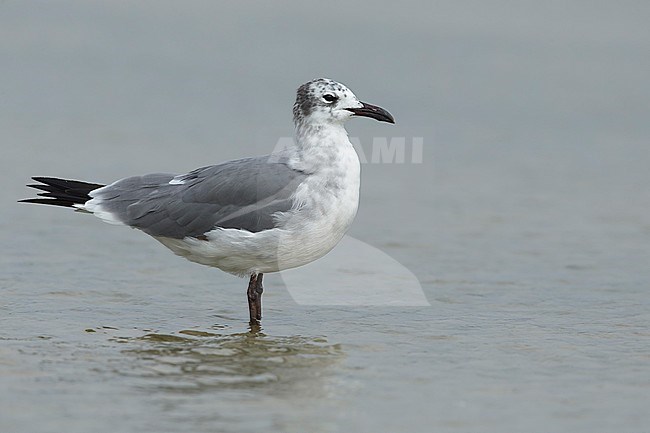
247, 273, 264, 323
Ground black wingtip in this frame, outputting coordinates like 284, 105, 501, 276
18, 197, 77, 206
21, 176, 106, 208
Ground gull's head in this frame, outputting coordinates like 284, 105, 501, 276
293, 78, 394, 127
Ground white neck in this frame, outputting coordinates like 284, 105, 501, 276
287, 121, 355, 173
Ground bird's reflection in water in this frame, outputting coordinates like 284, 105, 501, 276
116, 325, 343, 396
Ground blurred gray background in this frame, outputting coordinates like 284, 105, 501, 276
1, 2, 649, 433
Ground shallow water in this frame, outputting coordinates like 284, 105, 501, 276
1, 2, 649, 432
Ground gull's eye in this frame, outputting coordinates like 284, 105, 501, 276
322, 94, 338, 103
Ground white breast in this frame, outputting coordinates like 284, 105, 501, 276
275, 142, 360, 271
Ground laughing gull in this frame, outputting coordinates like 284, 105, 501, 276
21, 78, 395, 324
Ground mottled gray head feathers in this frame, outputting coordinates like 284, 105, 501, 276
293, 78, 395, 127
293, 78, 360, 126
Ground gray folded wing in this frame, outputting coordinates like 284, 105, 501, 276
93, 156, 307, 238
